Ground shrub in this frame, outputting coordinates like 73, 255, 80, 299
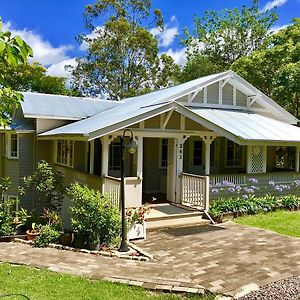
19, 160, 65, 212
34, 225, 60, 247
281, 195, 300, 210
41, 208, 63, 231
68, 183, 121, 248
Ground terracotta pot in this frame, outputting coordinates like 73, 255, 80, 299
26, 230, 40, 241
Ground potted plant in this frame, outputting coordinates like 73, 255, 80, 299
126, 205, 149, 240
26, 223, 41, 241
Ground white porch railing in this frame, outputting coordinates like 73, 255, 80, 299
180, 172, 209, 210
102, 175, 121, 207
210, 171, 300, 187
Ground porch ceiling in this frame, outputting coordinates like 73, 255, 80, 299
188, 108, 300, 145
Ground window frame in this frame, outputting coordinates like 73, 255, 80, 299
109, 141, 121, 171
225, 140, 245, 168
55, 140, 74, 168
6, 133, 19, 159
192, 139, 203, 166
159, 138, 168, 169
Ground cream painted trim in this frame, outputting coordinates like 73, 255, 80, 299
162, 110, 173, 129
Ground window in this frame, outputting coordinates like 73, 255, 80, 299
6, 133, 19, 159
193, 140, 203, 166
109, 141, 121, 171
226, 140, 244, 167
56, 140, 74, 167
159, 139, 168, 169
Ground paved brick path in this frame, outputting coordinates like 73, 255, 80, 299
0, 222, 299, 299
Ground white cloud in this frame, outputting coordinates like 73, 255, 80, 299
3, 21, 73, 66
263, 0, 288, 11
79, 26, 104, 51
46, 58, 77, 78
269, 24, 289, 33
164, 48, 187, 66
150, 15, 179, 48
150, 26, 179, 48
170, 15, 177, 23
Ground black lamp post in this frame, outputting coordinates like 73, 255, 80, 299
119, 128, 138, 252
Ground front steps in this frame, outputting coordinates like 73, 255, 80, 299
145, 203, 210, 229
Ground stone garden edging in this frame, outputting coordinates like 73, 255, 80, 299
13, 238, 151, 261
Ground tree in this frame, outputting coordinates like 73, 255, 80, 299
72, 0, 179, 100
232, 19, 300, 118
180, 0, 277, 82
2, 62, 71, 95
0, 18, 32, 126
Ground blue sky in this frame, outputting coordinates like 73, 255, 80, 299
1, 0, 298, 77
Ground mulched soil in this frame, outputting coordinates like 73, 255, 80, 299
240, 275, 300, 300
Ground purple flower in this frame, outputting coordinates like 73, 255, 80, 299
295, 180, 300, 187
242, 194, 249, 200
247, 188, 255, 194
211, 188, 219, 193
274, 185, 283, 192
248, 178, 258, 184
228, 187, 235, 193
263, 207, 269, 212
283, 185, 291, 190
269, 180, 275, 186
222, 180, 234, 186
235, 185, 241, 192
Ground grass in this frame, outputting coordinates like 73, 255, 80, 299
235, 210, 300, 238
0, 263, 213, 300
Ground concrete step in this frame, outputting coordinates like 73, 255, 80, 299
145, 215, 210, 229
145, 210, 203, 222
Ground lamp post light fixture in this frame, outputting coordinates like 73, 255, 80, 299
119, 128, 138, 252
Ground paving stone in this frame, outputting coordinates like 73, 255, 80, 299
0, 221, 299, 298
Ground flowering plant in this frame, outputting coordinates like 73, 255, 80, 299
126, 205, 150, 225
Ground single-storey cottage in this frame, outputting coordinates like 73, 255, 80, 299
2, 70, 300, 212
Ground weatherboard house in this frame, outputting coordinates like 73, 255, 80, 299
2, 70, 300, 212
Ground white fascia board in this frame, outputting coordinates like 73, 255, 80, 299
24, 114, 82, 121
236, 138, 300, 147
37, 135, 88, 141
88, 103, 175, 140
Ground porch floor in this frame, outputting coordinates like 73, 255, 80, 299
145, 203, 209, 229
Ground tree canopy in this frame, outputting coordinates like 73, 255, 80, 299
0, 18, 32, 126
179, 0, 278, 82
232, 18, 300, 118
2, 62, 72, 95
72, 0, 179, 100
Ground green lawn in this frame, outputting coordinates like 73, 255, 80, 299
235, 210, 300, 237
0, 263, 213, 300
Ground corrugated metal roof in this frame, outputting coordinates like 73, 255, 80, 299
39, 102, 174, 137
38, 72, 232, 137
190, 108, 300, 143
21, 92, 120, 120
38, 70, 300, 143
